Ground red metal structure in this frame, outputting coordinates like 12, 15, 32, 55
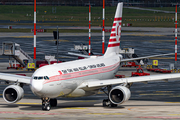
132, 67, 150, 77
122, 62, 139, 67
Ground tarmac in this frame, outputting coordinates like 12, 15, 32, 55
0, 31, 180, 119
0, 63, 180, 120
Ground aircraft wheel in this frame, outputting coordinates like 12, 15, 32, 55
42, 97, 51, 111
42, 103, 51, 111
50, 98, 57, 107
102, 99, 109, 107
108, 103, 118, 107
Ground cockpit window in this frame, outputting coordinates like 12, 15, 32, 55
34, 76, 38, 80
44, 76, 49, 80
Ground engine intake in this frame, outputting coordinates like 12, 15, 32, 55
109, 86, 131, 104
3, 85, 24, 103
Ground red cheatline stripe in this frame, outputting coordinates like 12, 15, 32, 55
114, 17, 122, 21
111, 28, 115, 32
109, 38, 116, 42
110, 33, 116, 37
113, 23, 116, 26
108, 43, 120, 47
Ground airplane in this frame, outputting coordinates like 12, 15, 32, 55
1, 2, 180, 111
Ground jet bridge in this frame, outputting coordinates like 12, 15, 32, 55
2, 42, 33, 67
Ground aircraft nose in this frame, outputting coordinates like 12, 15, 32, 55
31, 80, 43, 92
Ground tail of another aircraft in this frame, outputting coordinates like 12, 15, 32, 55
104, 2, 123, 56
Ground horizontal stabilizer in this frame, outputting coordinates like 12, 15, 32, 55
68, 52, 90, 58
121, 53, 174, 62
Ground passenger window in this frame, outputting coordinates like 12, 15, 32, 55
38, 77, 43, 80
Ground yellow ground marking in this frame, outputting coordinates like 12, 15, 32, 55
157, 49, 172, 51
140, 93, 173, 96
128, 34, 165, 37
16, 102, 41, 105
127, 107, 135, 111
155, 91, 173, 93
4, 118, 44, 119
87, 113, 126, 115
170, 95, 180, 97
169, 114, 180, 116
64, 107, 87, 109
166, 102, 180, 103
44, 39, 69, 42
76, 100, 96, 102
14, 36, 34, 38
149, 57, 174, 59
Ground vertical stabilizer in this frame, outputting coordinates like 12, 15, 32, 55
104, 2, 123, 56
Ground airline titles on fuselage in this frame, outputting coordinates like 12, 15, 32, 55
60, 63, 106, 74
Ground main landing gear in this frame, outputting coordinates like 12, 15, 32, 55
101, 86, 118, 108
41, 98, 57, 111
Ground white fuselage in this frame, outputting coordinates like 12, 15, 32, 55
30, 53, 120, 98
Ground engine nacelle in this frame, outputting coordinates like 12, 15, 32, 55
109, 86, 131, 105
3, 85, 24, 103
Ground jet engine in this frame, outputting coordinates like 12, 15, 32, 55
109, 86, 131, 104
3, 85, 24, 103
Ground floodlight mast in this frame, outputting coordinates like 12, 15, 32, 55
175, 4, 178, 69
34, 0, 36, 60
102, 0, 105, 54
89, 3, 91, 56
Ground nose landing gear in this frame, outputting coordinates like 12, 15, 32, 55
41, 98, 57, 111
42, 97, 51, 111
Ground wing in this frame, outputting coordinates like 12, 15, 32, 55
79, 73, 180, 90
0, 73, 31, 84
121, 53, 174, 62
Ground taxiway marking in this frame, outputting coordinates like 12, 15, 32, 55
165, 102, 180, 103
137, 116, 180, 119
87, 113, 126, 115
64, 107, 87, 109
0, 111, 64, 115
44, 39, 69, 42
14, 36, 34, 38
149, 57, 174, 59
16, 102, 41, 105
128, 34, 165, 37
140, 93, 173, 96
